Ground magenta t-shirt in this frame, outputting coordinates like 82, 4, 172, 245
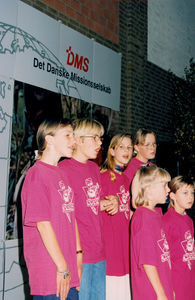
59, 158, 105, 264
131, 206, 174, 300
101, 170, 130, 276
124, 157, 152, 185
22, 160, 79, 295
163, 208, 195, 300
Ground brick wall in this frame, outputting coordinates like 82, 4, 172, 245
118, 0, 173, 143
21, 0, 119, 44
144, 62, 173, 142
119, 0, 148, 134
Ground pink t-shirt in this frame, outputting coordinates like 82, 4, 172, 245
101, 170, 130, 276
59, 158, 105, 264
22, 160, 79, 295
131, 206, 174, 300
162, 208, 195, 300
124, 157, 152, 185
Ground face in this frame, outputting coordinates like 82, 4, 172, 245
77, 133, 103, 161
135, 133, 157, 163
52, 125, 75, 158
110, 137, 133, 166
146, 180, 170, 209
171, 185, 194, 214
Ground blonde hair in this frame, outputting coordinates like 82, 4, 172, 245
131, 164, 171, 208
72, 118, 104, 137
169, 176, 195, 207
134, 128, 156, 145
36, 118, 71, 159
101, 133, 132, 181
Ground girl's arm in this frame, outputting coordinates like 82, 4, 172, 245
143, 265, 168, 300
37, 221, 70, 300
75, 220, 83, 291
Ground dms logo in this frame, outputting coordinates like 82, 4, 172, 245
66, 46, 89, 73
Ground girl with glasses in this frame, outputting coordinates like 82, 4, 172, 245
124, 128, 157, 185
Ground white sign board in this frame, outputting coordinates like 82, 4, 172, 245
0, 0, 121, 110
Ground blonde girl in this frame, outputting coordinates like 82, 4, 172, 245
130, 164, 174, 300
101, 133, 133, 300
163, 176, 195, 300
59, 119, 119, 300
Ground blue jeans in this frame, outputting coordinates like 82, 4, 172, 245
79, 260, 106, 300
33, 287, 78, 300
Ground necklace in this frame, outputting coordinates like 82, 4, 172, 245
115, 164, 124, 173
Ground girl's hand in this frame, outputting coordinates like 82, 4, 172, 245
56, 271, 71, 300
105, 195, 119, 215
100, 199, 110, 211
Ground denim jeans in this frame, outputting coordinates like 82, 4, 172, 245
33, 287, 78, 300
79, 260, 106, 300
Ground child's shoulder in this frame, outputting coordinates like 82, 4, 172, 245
100, 169, 109, 177
162, 207, 174, 221
58, 158, 71, 167
87, 160, 100, 174
24, 161, 54, 188
88, 159, 98, 167
131, 207, 144, 231
163, 207, 186, 219
132, 206, 152, 224
129, 157, 140, 168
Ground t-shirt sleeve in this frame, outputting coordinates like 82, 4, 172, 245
133, 215, 160, 267
22, 174, 51, 227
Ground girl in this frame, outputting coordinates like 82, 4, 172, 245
100, 134, 133, 300
21, 119, 82, 300
124, 128, 157, 185
130, 164, 174, 300
162, 176, 195, 300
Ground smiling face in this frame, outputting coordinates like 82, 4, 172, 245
134, 133, 157, 163
110, 137, 133, 167
170, 184, 194, 214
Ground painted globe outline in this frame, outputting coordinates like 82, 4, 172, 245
0, 21, 81, 98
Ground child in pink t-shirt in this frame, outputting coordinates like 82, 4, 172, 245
59, 119, 119, 300
100, 133, 133, 300
124, 128, 156, 184
131, 164, 174, 300
22, 119, 82, 300
162, 176, 195, 300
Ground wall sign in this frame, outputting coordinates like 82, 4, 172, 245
0, 0, 121, 110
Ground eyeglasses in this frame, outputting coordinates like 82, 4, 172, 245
80, 135, 104, 142
141, 143, 157, 149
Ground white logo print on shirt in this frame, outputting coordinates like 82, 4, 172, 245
58, 180, 74, 222
181, 230, 195, 270
82, 178, 101, 215
157, 229, 171, 269
117, 185, 130, 220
